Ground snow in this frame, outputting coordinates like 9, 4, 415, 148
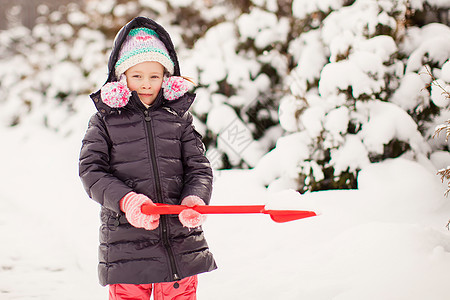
207, 104, 266, 167
1, 0, 450, 298
391, 72, 429, 111
292, 0, 346, 19
321, 0, 397, 62
405, 23, 450, 73
330, 135, 370, 175
202, 158, 450, 300
278, 95, 304, 132
237, 8, 289, 49
353, 35, 397, 62
2, 122, 450, 299
253, 131, 311, 187
86, 0, 116, 15
357, 100, 430, 155
318, 51, 386, 99
324, 106, 349, 137
181, 22, 236, 86
442, 60, 450, 82
288, 30, 328, 84
431, 79, 450, 108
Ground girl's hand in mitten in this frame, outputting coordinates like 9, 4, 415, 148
120, 192, 160, 230
179, 195, 207, 228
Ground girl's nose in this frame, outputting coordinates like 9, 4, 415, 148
142, 80, 152, 89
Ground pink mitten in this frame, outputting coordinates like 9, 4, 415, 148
120, 192, 160, 230
179, 195, 207, 228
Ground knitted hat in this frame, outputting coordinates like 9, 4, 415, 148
115, 27, 175, 77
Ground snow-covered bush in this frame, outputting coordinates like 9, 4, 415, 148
253, 0, 450, 192
0, 3, 110, 133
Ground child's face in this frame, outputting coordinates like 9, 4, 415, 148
125, 61, 164, 106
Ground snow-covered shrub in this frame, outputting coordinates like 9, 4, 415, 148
254, 0, 450, 192
180, 5, 292, 168
0, 3, 112, 132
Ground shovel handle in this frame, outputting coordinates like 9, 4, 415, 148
142, 203, 265, 215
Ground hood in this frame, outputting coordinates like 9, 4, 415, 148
90, 17, 194, 117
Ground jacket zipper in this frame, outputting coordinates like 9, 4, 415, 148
143, 110, 181, 281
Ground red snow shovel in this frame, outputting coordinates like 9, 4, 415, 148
142, 203, 316, 223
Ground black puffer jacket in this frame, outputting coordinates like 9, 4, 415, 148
78, 17, 216, 286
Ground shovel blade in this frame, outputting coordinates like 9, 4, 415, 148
265, 209, 317, 223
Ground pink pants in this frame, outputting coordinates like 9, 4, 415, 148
109, 275, 198, 300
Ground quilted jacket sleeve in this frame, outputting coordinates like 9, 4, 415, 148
180, 112, 213, 204
78, 113, 133, 213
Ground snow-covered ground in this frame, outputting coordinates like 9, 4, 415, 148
2, 111, 450, 300
1, 0, 450, 298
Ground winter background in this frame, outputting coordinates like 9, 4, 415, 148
1, 0, 450, 299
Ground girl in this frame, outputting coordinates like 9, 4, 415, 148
79, 16, 216, 299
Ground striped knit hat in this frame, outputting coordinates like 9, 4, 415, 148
115, 27, 175, 77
